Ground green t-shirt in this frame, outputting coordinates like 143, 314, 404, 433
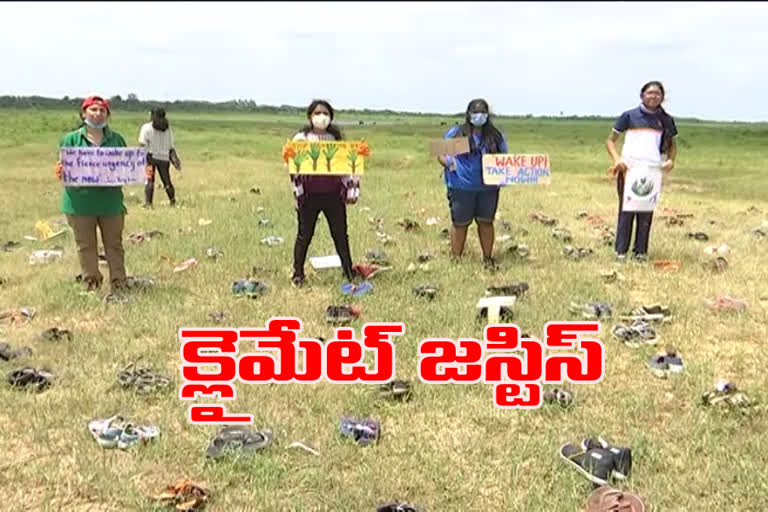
58, 126, 128, 216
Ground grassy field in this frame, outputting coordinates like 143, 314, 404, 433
1, 109, 767, 511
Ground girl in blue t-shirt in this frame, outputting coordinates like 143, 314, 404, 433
605, 81, 678, 262
437, 98, 508, 268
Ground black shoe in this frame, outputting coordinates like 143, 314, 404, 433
559, 443, 615, 485
581, 437, 633, 479
291, 274, 306, 288
632, 253, 648, 263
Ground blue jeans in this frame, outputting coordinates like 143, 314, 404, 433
446, 188, 500, 227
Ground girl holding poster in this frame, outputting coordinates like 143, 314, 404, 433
54, 96, 130, 295
606, 81, 678, 262
287, 99, 360, 288
437, 98, 507, 268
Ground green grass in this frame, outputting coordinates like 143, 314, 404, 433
1, 109, 768, 511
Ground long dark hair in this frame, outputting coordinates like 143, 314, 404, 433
151, 107, 169, 131
450, 98, 504, 153
300, 99, 343, 140
641, 81, 675, 153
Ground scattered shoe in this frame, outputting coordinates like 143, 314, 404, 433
559, 443, 616, 486
377, 503, 423, 512
702, 256, 729, 273
366, 249, 390, 266
704, 295, 747, 312
599, 269, 626, 283
0, 307, 37, 326
704, 244, 730, 256
620, 304, 672, 323
340, 416, 380, 446
413, 284, 439, 300
208, 311, 226, 323
486, 282, 529, 298
352, 264, 391, 280
249, 187, 261, 194
260, 236, 284, 246
569, 301, 612, 319
505, 243, 531, 259
652, 260, 681, 272
232, 278, 269, 298
326, 305, 361, 324
88, 415, 159, 449
563, 245, 593, 260
0, 342, 33, 361
530, 211, 558, 226
583, 486, 646, 512
396, 218, 421, 232
1, 240, 21, 252
206, 425, 273, 459
551, 227, 573, 242
206, 247, 224, 259
7, 367, 54, 392
647, 348, 685, 378
379, 379, 412, 401
341, 281, 374, 298
701, 380, 756, 411
611, 320, 659, 348
687, 231, 709, 241
117, 361, 172, 394
543, 388, 574, 408
39, 327, 73, 342
580, 437, 633, 479
173, 258, 199, 273
29, 250, 63, 265
416, 251, 433, 263
151, 478, 210, 512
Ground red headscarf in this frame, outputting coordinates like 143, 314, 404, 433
81, 96, 111, 114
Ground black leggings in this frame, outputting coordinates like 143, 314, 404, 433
145, 156, 175, 205
293, 193, 354, 280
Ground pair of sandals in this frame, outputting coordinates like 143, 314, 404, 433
7, 367, 54, 392
88, 415, 160, 449
117, 362, 172, 394
570, 301, 612, 320
701, 381, 756, 411
379, 379, 411, 401
552, 227, 573, 242
619, 304, 672, 323
530, 211, 558, 226
206, 425, 274, 459
647, 348, 684, 378
340, 416, 381, 446
341, 281, 374, 298
486, 282, 529, 298
611, 321, 659, 348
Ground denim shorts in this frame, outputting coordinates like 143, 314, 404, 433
446, 188, 500, 226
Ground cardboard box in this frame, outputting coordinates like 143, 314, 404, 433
429, 137, 470, 157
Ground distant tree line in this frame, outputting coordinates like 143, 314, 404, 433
0, 94, 708, 123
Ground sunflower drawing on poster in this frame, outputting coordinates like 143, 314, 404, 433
622, 164, 663, 212
282, 140, 370, 175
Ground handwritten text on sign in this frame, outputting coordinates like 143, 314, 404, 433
60, 147, 146, 186
482, 154, 551, 186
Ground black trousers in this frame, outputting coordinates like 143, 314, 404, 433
145, 156, 175, 205
615, 171, 653, 255
293, 193, 354, 280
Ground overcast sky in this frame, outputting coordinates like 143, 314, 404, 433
2, 2, 767, 121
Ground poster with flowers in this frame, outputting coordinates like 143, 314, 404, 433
282, 140, 370, 175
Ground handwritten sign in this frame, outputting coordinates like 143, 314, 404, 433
283, 141, 369, 175
482, 154, 551, 186
59, 147, 146, 186
429, 138, 470, 157
622, 164, 662, 212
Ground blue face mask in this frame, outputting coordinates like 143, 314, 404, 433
470, 112, 488, 127
84, 118, 107, 129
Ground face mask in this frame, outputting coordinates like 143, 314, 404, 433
470, 113, 488, 126
312, 114, 331, 130
84, 118, 107, 129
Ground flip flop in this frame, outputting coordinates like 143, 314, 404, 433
704, 295, 748, 312
352, 264, 392, 280
206, 425, 274, 459
341, 281, 374, 298
652, 260, 682, 272
326, 305, 361, 324
583, 486, 646, 512
340, 417, 380, 446
687, 232, 710, 241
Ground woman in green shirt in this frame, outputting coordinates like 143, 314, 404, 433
54, 96, 130, 293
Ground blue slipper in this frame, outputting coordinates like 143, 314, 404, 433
341, 281, 373, 297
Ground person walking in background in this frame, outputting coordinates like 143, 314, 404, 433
139, 107, 180, 208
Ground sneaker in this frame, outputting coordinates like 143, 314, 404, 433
616, 253, 628, 263
664, 348, 685, 373
581, 437, 633, 479
632, 253, 649, 263
340, 416, 380, 446
413, 284, 439, 300
559, 443, 615, 485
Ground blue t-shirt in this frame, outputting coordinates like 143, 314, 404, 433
442, 125, 508, 191
613, 105, 678, 165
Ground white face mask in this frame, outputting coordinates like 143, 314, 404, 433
312, 113, 331, 130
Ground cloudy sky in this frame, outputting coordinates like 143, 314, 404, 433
2, 2, 767, 121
